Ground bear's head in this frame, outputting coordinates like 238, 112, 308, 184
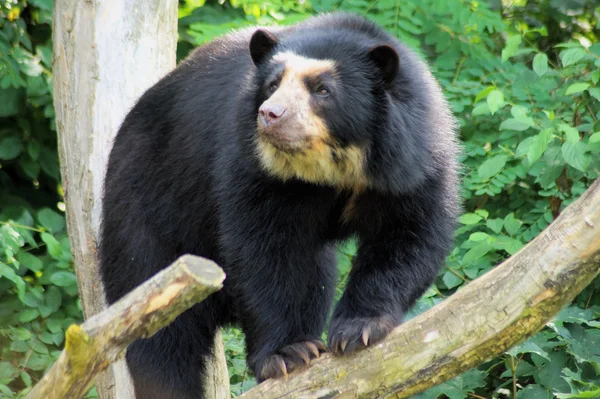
248, 27, 400, 190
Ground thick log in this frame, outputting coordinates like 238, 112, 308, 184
240, 179, 600, 399
25, 255, 225, 399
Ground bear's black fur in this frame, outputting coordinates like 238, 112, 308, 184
100, 12, 460, 399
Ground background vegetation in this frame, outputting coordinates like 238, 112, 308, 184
0, 0, 599, 397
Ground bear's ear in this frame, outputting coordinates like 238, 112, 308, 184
368, 44, 399, 85
249, 29, 279, 66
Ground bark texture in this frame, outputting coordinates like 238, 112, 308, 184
25, 256, 225, 399
239, 179, 600, 399
52, 1, 230, 397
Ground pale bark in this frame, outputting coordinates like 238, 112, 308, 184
52, 1, 230, 398
239, 179, 600, 399
25, 256, 225, 399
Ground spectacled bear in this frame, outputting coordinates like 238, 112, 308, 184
99, 12, 460, 399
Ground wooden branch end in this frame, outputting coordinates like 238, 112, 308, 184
176, 254, 226, 288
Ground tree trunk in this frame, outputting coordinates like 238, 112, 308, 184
239, 178, 600, 399
52, 1, 230, 398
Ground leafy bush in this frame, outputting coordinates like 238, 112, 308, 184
1, 0, 598, 398
0, 0, 88, 397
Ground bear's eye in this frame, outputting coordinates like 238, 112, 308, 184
268, 82, 279, 94
314, 86, 330, 97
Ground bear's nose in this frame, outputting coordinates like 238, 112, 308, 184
259, 104, 286, 127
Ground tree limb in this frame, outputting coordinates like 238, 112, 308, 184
25, 255, 225, 399
240, 179, 600, 399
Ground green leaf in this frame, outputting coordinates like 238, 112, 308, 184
10, 340, 29, 353
502, 35, 522, 62
23, 292, 41, 307
510, 104, 528, 119
556, 389, 600, 399
500, 118, 532, 131
37, 208, 65, 233
50, 271, 77, 287
528, 129, 553, 164
504, 213, 522, 235
0, 136, 23, 160
562, 141, 591, 172
0, 87, 24, 117
20, 156, 41, 179
20, 371, 32, 387
475, 209, 489, 219
507, 341, 550, 360
18, 308, 39, 323
554, 306, 595, 325
0, 262, 26, 300
38, 304, 53, 318
516, 136, 535, 158
23, 354, 53, 371
532, 351, 570, 392
419, 369, 487, 399
41, 232, 62, 259
564, 327, 600, 365
510, 105, 536, 126
469, 232, 490, 242
462, 242, 493, 264
29, 0, 53, 11
590, 133, 600, 144
472, 103, 490, 116
442, 271, 462, 289
10, 328, 32, 341
46, 317, 63, 334
474, 86, 495, 103
554, 369, 600, 398
15, 251, 43, 272
0, 362, 17, 381
27, 140, 41, 160
495, 236, 524, 254
459, 213, 482, 225
588, 88, 600, 102
486, 218, 504, 234
486, 90, 504, 115
52, 332, 64, 346
45, 286, 63, 312
560, 48, 586, 67
519, 385, 551, 399
558, 124, 580, 144
32, 340, 48, 355
532, 53, 549, 77
565, 83, 590, 95
478, 155, 507, 180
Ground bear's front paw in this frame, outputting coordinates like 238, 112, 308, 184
327, 314, 398, 355
255, 339, 327, 382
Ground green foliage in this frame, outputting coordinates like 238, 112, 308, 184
0, 1, 90, 397
1, 0, 598, 397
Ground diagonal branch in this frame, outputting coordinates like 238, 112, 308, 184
240, 179, 600, 399
25, 255, 225, 399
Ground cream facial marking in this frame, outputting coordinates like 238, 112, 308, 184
255, 52, 367, 189
257, 139, 367, 189
271, 52, 336, 79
